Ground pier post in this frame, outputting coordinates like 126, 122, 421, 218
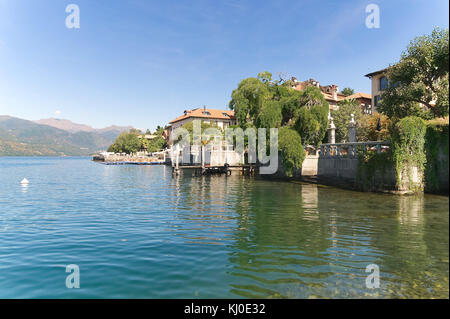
201, 145, 205, 175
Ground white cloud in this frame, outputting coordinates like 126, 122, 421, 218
55, 110, 61, 115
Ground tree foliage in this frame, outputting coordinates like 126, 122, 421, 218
357, 112, 391, 141
107, 130, 141, 154
229, 77, 270, 128
108, 126, 167, 154
255, 100, 282, 129
230, 73, 329, 145
331, 99, 362, 142
286, 86, 329, 146
278, 127, 306, 177
390, 116, 427, 191
379, 27, 449, 119
229, 71, 330, 172
341, 87, 355, 96
145, 135, 167, 153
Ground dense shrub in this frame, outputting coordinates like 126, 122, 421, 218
424, 117, 449, 192
390, 116, 427, 191
278, 127, 306, 177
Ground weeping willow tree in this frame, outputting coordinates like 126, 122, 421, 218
229, 71, 329, 174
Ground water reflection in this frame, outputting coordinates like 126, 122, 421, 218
21, 184, 28, 193
0, 159, 447, 298
168, 173, 448, 298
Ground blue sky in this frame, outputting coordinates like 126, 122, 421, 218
0, 0, 448, 131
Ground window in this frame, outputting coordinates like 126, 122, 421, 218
222, 112, 230, 117
374, 95, 382, 107
379, 76, 388, 91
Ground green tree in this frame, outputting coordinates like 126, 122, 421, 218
107, 130, 141, 154
279, 89, 303, 125
229, 77, 270, 128
147, 135, 167, 153
292, 86, 329, 146
357, 112, 391, 141
228, 72, 330, 172
255, 100, 282, 129
257, 71, 273, 84
278, 127, 306, 177
379, 27, 449, 119
341, 87, 355, 96
331, 99, 362, 142
230, 72, 329, 147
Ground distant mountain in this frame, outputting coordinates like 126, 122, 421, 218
0, 116, 133, 156
34, 118, 132, 134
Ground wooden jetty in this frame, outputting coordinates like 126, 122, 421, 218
172, 164, 256, 177
101, 160, 165, 166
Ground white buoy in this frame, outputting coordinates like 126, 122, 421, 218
21, 178, 29, 185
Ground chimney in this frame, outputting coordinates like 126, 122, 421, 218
332, 84, 337, 100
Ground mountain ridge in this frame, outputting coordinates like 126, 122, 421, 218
34, 118, 132, 134
0, 115, 133, 156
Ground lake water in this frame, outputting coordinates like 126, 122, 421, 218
0, 157, 448, 298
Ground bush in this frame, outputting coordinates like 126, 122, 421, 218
357, 112, 391, 141
390, 116, 427, 191
278, 127, 306, 177
424, 117, 449, 192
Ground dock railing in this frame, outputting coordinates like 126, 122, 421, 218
319, 141, 391, 158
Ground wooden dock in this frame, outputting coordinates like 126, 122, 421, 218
172, 164, 256, 176
100, 161, 165, 166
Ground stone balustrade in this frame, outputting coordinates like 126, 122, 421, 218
320, 141, 391, 158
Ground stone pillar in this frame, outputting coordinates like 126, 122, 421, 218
328, 116, 336, 144
348, 113, 357, 143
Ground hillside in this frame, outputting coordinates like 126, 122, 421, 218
34, 118, 132, 134
0, 116, 130, 156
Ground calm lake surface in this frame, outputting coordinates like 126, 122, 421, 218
0, 157, 448, 298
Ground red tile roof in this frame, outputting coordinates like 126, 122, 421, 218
345, 92, 372, 100
169, 108, 235, 124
